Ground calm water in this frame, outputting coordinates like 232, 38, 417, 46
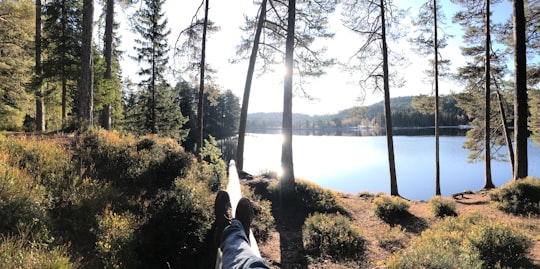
241, 133, 540, 200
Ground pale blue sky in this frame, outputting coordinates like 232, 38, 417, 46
118, 0, 515, 116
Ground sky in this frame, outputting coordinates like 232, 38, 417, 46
117, 0, 514, 116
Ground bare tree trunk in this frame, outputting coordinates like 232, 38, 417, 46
434, 0, 441, 196
280, 0, 296, 193
380, 0, 399, 196
495, 89, 514, 173
102, 0, 114, 130
196, 0, 209, 158
236, 0, 267, 171
35, 0, 45, 132
80, 0, 94, 128
62, 79, 67, 126
513, 0, 528, 180
483, 0, 494, 189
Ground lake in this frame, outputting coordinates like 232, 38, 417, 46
241, 131, 540, 200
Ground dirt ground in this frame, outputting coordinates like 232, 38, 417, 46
255, 189, 540, 269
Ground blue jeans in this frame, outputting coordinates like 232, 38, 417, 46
221, 220, 270, 269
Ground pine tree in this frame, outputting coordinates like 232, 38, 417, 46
233, 0, 337, 172
42, 0, 82, 127
409, 0, 451, 196
79, 0, 94, 128
0, 0, 34, 131
341, 0, 406, 196
452, 0, 507, 189
131, 0, 187, 139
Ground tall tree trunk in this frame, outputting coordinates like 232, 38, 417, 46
102, 0, 114, 130
236, 0, 267, 171
80, 0, 94, 128
483, 0, 494, 189
433, 0, 441, 196
280, 0, 296, 193
495, 89, 514, 173
197, 0, 209, 158
380, 0, 399, 196
35, 0, 45, 132
62, 79, 67, 126
151, 53, 157, 134
513, 0, 528, 180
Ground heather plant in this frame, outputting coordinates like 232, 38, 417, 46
135, 175, 215, 268
241, 185, 275, 242
303, 212, 365, 260
199, 136, 228, 191
429, 196, 457, 218
95, 206, 137, 269
388, 213, 532, 269
372, 193, 410, 223
0, 234, 74, 269
293, 179, 349, 216
375, 224, 407, 251
490, 177, 540, 215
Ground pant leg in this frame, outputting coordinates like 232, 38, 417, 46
220, 220, 270, 269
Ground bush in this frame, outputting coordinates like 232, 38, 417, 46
0, 235, 74, 269
270, 179, 349, 216
490, 177, 540, 215
135, 175, 215, 268
388, 213, 532, 269
375, 224, 407, 251
467, 219, 531, 268
241, 185, 274, 242
429, 196, 457, 218
372, 194, 410, 223
303, 213, 365, 260
95, 206, 137, 269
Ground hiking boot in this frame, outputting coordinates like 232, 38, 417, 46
214, 190, 232, 247
235, 197, 254, 242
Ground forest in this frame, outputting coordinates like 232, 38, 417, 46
0, 0, 539, 268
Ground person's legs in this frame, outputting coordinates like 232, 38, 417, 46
214, 191, 270, 269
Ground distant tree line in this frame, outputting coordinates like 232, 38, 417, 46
246, 95, 469, 131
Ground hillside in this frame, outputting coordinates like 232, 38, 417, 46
247, 95, 469, 130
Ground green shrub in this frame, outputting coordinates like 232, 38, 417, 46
303, 213, 365, 260
95, 207, 137, 269
241, 185, 275, 242
388, 213, 532, 269
430, 196, 457, 218
490, 177, 540, 215
287, 179, 349, 216
372, 194, 410, 223
135, 175, 215, 268
72, 129, 193, 193
0, 163, 49, 237
467, 219, 531, 268
0, 235, 74, 269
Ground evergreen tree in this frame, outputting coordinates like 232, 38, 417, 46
80, 0, 94, 128
452, 0, 508, 189
0, 0, 34, 131
233, 0, 337, 171
409, 0, 451, 196
341, 0, 406, 196
35, 0, 45, 132
130, 0, 187, 139
42, 0, 82, 127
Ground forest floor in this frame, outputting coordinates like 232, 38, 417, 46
251, 181, 540, 269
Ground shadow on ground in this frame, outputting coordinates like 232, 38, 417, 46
273, 200, 308, 269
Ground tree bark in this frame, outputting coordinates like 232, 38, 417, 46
513, 0, 528, 180
35, 0, 45, 132
197, 0, 209, 158
380, 0, 399, 196
236, 0, 267, 171
483, 0, 495, 189
495, 89, 514, 173
434, 0, 441, 196
80, 0, 94, 128
280, 0, 296, 193
102, 0, 114, 130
